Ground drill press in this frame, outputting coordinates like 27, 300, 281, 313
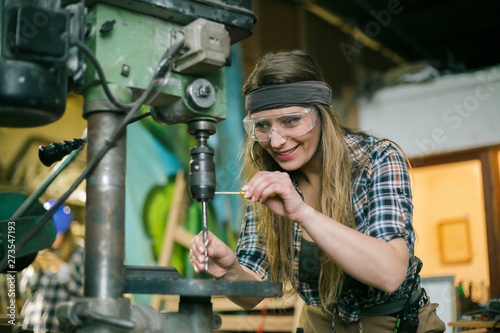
0, 1, 282, 332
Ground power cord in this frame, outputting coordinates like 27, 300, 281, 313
65, 34, 134, 111
128, 110, 151, 124
0, 215, 45, 224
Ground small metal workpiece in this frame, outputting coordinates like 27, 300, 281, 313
201, 201, 209, 272
214, 191, 245, 196
215, 191, 276, 197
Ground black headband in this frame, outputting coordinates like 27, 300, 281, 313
245, 81, 332, 114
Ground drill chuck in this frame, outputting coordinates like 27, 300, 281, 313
189, 143, 215, 202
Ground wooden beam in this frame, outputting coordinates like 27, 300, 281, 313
216, 314, 294, 332
449, 321, 498, 328
150, 171, 189, 311
480, 149, 500, 297
410, 144, 500, 168
303, 2, 407, 65
165, 295, 298, 312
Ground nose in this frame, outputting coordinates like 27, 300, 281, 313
269, 128, 287, 147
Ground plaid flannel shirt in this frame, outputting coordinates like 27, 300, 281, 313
235, 131, 422, 330
21, 244, 84, 333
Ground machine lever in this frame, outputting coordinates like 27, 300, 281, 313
39, 138, 86, 166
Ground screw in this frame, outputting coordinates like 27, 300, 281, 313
198, 86, 211, 97
121, 64, 130, 77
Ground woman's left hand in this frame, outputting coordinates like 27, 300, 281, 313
241, 171, 313, 223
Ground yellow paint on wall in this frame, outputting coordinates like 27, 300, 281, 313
0, 93, 86, 169
412, 160, 490, 303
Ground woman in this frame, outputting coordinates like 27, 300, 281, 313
190, 50, 445, 332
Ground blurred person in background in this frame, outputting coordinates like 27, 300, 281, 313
20, 200, 84, 333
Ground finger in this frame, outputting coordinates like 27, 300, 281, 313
189, 249, 197, 263
260, 184, 281, 202
189, 250, 197, 267
251, 172, 283, 201
242, 171, 272, 200
190, 250, 205, 272
190, 233, 201, 251
207, 244, 216, 257
190, 231, 204, 253
252, 178, 274, 202
189, 256, 198, 272
262, 172, 294, 199
241, 171, 268, 198
194, 259, 205, 272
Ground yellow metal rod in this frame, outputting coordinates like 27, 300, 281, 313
214, 191, 275, 197
214, 191, 245, 197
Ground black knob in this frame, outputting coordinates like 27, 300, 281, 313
39, 138, 85, 166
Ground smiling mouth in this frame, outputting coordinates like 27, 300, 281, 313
275, 146, 299, 156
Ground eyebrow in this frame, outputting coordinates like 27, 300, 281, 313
252, 111, 305, 121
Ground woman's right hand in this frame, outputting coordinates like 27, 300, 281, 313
189, 231, 239, 279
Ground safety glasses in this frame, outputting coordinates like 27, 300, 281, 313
243, 107, 317, 142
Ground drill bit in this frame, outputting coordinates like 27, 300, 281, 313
201, 201, 209, 272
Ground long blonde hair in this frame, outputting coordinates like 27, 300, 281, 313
240, 51, 354, 310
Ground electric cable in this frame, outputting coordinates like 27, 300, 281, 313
154, 39, 184, 81
0, 35, 183, 272
0, 97, 145, 272
64, 34, 134, 111
127, 110, 151, 124
0, 215, 45, 224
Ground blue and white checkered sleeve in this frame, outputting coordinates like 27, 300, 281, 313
235, 204, 270, 281
64, 246, 84, 297
365, 144, 415, 255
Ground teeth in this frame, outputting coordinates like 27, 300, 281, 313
276, 147, 297, 156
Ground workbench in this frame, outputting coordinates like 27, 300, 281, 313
448, 321, 500, 332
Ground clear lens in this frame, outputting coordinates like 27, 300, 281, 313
243, 107, 317, 142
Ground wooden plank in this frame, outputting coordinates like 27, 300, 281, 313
480, 149, 500, 297
174, 225, 195, 248
151, 171, 188, 311
216, 314, 294, 332
162, 295, 299, 333
449, 321, 498, 328
409, 143, 500, 168
165, 295, 298, 312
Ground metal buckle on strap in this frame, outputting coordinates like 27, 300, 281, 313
418, 289, 428, 308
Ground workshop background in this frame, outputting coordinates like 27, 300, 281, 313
0, 0, 499, 332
